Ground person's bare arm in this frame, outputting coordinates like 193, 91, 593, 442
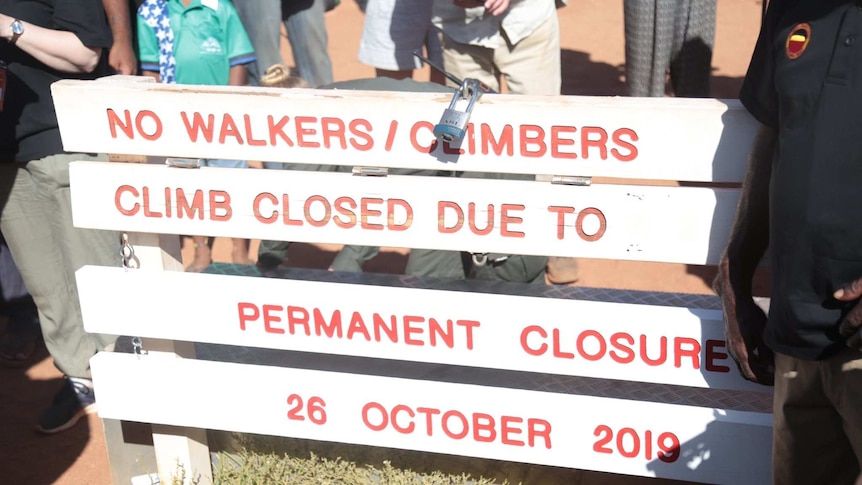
102, 0, 137, 75
0, 13, 102, 72
713, 122, 776, 385
228, 64, 247, 87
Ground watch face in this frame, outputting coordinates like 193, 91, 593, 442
11, 21, 23, 35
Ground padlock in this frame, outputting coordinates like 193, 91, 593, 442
433, 78, 482, 143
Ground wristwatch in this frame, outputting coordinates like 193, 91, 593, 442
9, 19, 23, 45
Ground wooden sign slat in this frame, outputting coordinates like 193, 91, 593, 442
90, 352, 771, 484
77, 266, 768, 393
70, 161, 739, 265
52, 78, 757, 182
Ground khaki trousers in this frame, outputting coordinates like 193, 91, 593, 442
0, 154, 117, 379
440, 13, 561, 95
773, 350, 862, 485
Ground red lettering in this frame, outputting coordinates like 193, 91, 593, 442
520, 125, 546, 158
387, 199, 412, 231
244, 114, 266, 146
391, 405, 415, 434
576, 208, 607, 242
442, 411, 469, 440
456, 320, 480, 350
547, 206, 575, 240
481, 123, 514, 156
361, 198, 384, 230
268, 115, 294, 146
347, 312, 372, 341
295, 116, 320, 148
611, 128, 639, 162
674, 337, 701, 369
304, 195, 331, 227
115, 185, 139, 215
705, 339, 731, 372
237, 302, 259, 330
552, 328, 575, 359
473, 413, 497, 443
107, 109, 134, 139
331, 196, 357, 228
528, 419, 553, 449
500, 204, 525, 238
609, 332, 635, 363
468, 203, 494, 236
576, 330, 607, 361
581, 126, 609, 159
262, 304, 285, 334
403, 315, 424, 346
362, 402, 387, 431
177, 189, 204, 220
321, 117, 347, 149
551, 125, 577, 159
410, 121, 436, 153
181, 112, 215, 143
349, 119, 373, 151
142, 187, 162, 218
208, 190, 232, 222
641, 335, 668, 366
135, 110, 162, 141
218, 113, 244, 145
287, 306, 310, 335
500, 416, 525, 447
428, 319, 454, 348
253, 193, 278, 223
281, 194, 304, 226
438, 201, 464, 234
521, 325, 548, 356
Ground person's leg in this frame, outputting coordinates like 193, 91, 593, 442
0, 233, 41, 364
358, 0, 435, 81
232, 0, 284, 85
827, 349, 862, 474
285, 0, 334, 87
439, 31, 500, 92
495, 12, 561, 95
772, 352, 860, 485
623, 0, 674, 97
669, 0, 715, 97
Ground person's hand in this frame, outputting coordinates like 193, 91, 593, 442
483, 0, 509, 15
713, 271, 775, 385
833, 277, 862, 351
108, 42, 137, 75
453, 0, 510, 16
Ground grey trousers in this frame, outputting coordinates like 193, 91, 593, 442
0, 154, 117, 378
623, 0, 716, 97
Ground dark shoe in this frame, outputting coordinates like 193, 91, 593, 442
35, 378, 97, 434
0, 331, 41, 367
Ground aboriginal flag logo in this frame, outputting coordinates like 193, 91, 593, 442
786, 23, 811, 59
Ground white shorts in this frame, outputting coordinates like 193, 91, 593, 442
358, 0, 443, 71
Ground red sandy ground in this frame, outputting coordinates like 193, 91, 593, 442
0, 1, 765, 483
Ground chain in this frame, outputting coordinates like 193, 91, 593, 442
121, 234, 145, 358
131, 336, 147, 358
120, 232, 137, 269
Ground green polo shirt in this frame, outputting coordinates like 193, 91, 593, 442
137, 0, 255, 86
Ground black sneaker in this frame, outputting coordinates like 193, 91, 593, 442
35, 378, 97, 434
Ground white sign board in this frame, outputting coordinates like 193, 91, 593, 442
52, 78, 757, 182
77, 266, 768, 392
90, 352, 772, 485
69, 161, 739, 265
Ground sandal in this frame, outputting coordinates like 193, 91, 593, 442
0, 331, 41, 366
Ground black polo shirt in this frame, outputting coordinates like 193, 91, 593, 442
0, 0, 112, 163
741, 0, 862, 359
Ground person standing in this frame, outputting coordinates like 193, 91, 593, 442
714, 1, 862, 483
623, 0, 716, 97
0, 0, 120, 433
431, 0, 562, 96
137, 0, 257, 271
233, 0, 333, 88
358, 0, 445, 84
